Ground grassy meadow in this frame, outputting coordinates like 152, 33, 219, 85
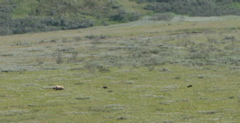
0, 15, 240, 122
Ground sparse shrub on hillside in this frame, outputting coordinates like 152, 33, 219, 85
110, 9, 141, 22
85, 35, 98, 40
0, 1, 95, 35
57, 48, 75, 55
74, 36, 82, 41
177, 39, 196, 48
97, 65, 110, 73
85, 35, 111, 40
0, 5, 14, 35
84, 62, 97, 73
83, 0, 98, 9
144, 0, 240, 16
9, 17, 94, 34
223, 35, 237, 43
12, 17, 44, 34
134, 0, 157, 4
61, 19, 95, 30
54, 51, 63, 64
150, 13, 174, 21
12, 41, 30, 46
68, 51, 79, 63
207, 37, 218, 44
41, 17, 61, 27
0, 27, 12, 35
43, 17, 94, 30
147, 66, 155, 71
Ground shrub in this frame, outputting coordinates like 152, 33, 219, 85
144, 0, 240, 16
83, 0, 98, 9
68, 52, 79, 63
150, 13, 174, 21
84, 62, 98, 73
97, 65, 110, 73
110, 9, 141, 22
0, 16, 95, 35
85, 35, 111, 40
56, 52, 63, 64
85, 35, 99, 40
62, 19, 95, 29
0, 27, 13, 35
0, 5, 15, 35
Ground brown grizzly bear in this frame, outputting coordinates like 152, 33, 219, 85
53, 85, 65, 90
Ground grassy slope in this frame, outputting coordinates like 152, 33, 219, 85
7, 0, 148, 20
0, 15, 240, 122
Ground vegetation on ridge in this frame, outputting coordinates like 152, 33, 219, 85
1, 0, 240, 35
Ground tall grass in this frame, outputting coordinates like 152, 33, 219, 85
0, 15, 240, 122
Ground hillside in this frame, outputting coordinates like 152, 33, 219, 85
1, 0, 240, 35
0, 15, 240, 122
0, 0, 145, 35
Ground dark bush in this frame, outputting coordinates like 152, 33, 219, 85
144, 0, 240, 16
0, 5, 15, 35
0, 0, 96, 35
0, 27, 13, 35
0, 16, 95, 35
110, 9, 141, 22
41, 17, 61, 27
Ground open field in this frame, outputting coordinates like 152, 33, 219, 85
0, 15, 240, 122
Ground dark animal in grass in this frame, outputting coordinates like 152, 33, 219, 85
187, 85, 192, 88
53, 85, 65, 90
102, 86, 108, 89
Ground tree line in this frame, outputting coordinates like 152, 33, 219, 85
139, 0, 240, 16
1, 0, 240, 35
0, 0, 141, 35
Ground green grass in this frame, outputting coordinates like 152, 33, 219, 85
0, 65, 239, 122
0, 15, 240, 122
